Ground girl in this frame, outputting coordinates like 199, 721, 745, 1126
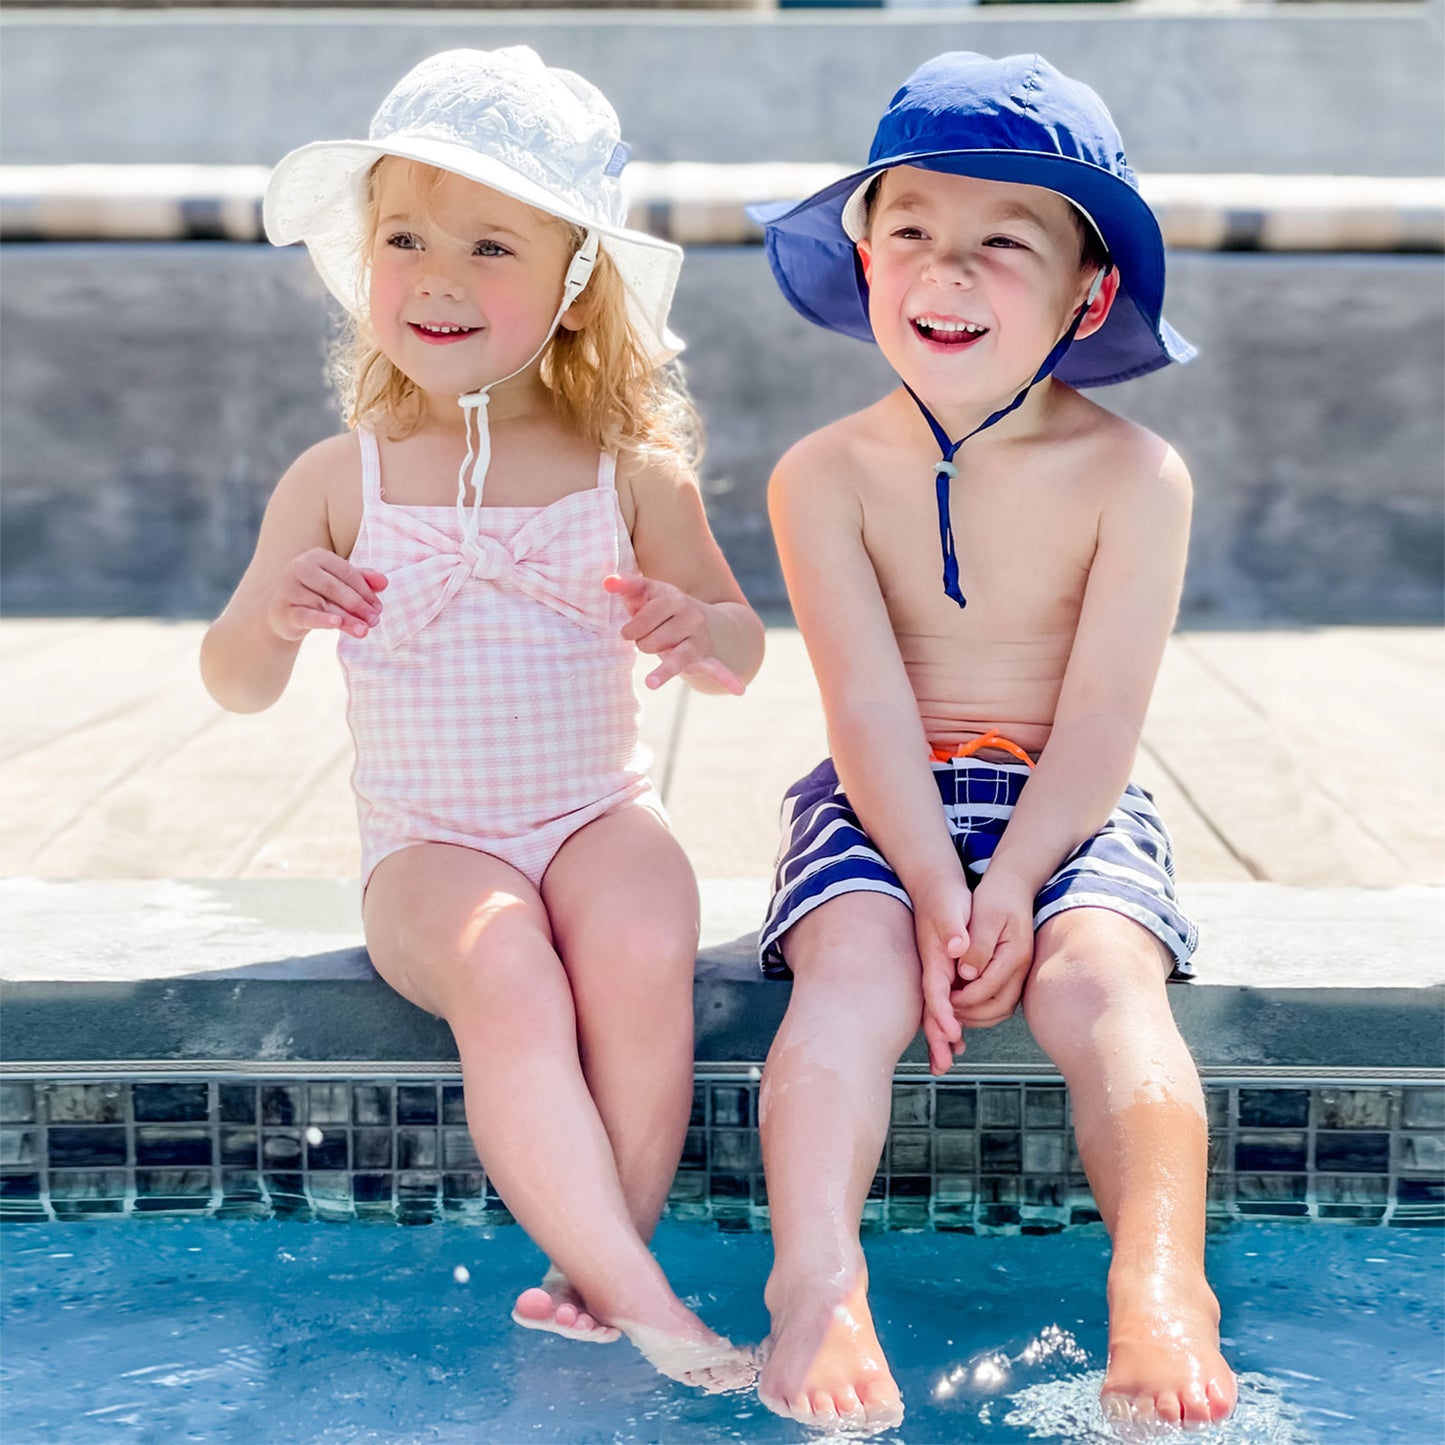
201, 47, 764, 1390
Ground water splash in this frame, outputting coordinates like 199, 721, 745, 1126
1003, 1370, 1317, 1444
933, 1324, 1092, 1402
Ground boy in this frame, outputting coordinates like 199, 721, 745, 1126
749, 53, 1237, 1434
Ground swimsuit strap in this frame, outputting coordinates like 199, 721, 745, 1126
357, 425, 383, 504
596, 453, 617, 493
930, 729, 1036, 769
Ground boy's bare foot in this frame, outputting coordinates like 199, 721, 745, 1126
616, 1317, 758, 1394
512, 1265, 621, 1343
758, 1267, 904, 1432
1100, 1266, 1237, 1435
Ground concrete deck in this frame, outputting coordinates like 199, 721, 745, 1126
2, 875, 1441, 1077
1, 619, 1440, 1077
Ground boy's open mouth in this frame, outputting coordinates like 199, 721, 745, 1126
911, 316, 989, 350
409, 321, 481, 346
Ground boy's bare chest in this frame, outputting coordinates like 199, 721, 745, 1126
861, 465, 1098, 637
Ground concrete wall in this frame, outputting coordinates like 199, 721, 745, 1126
2, 5, 1442, 175
2, 243, 1440, 622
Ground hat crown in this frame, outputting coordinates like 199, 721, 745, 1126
370, 47, 630, 228
872, 53, 1136, 191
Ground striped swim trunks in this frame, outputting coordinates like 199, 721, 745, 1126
759, 755, 1197, 981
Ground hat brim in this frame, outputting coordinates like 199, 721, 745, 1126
749, 151, 1194, 387
265, 136, 684, 362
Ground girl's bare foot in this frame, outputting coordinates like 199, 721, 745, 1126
758, 1266, 904, 1433
1100, 1265, 1237, 1435
616, 1317, 758, 1394
512, 1265, 620, 1343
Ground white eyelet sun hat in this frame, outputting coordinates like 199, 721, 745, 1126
263, 46, 684, 365
265, 47, 685, 530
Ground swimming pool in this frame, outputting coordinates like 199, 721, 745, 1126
2, 1217, 1438, 1444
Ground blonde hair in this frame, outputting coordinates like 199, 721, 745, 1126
330, 158, 701, 467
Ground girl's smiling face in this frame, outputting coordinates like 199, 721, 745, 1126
366, 159, 582, 412
855, 167, 1114, 413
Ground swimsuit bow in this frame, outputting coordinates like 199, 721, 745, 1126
373, 495, 612, 649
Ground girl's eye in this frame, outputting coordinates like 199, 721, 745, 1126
386, 232, 420, 251
474, 239, 512, 258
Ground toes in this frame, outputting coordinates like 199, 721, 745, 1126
757, 1390, 789, 1421
513, 1287, 555, 1323
786, 1393, 815, 1424
1179, 1383, 1213, 1428
861, 1379, 904, 1420
831, 1384, 866, 1422
1101, 1391, 1152, 1443
807, 1389, 841, 1426
1154, 1391, 1183, 1427
512, 1285, 619, 1342
1207, 1376, 1237, 1421
1126, 1399, 1161, 1441
759, 1388, 813, 1424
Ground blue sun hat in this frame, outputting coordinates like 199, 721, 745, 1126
753, 51, 1192, 387
750, 52, 1195, 606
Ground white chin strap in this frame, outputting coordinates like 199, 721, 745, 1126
455, 230, 600, 541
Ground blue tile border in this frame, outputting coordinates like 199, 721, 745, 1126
1, 1075, 1440, 1229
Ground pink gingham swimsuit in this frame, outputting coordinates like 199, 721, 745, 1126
338, 426, 659, 889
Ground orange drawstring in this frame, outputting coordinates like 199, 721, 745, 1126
929, 729, 1036, 769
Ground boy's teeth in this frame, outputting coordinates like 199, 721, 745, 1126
917, 318, 986, 335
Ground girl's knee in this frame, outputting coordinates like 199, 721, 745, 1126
429, 924, 573, 1044
562, 916, 698, 1016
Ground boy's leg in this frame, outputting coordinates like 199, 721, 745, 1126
1023, 907, 1237, 1430
758, 893, 921, 1430
513, 807, 698, 1337
363, 842, 750, 1391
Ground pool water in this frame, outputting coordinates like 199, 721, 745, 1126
1, 1219, 1439, 1444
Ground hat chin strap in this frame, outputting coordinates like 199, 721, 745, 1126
454, 230, 599, 542
904, 266, 1107, 609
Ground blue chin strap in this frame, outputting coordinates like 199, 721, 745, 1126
898, 267, 1108, 609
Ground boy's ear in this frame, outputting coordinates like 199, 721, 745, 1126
1074, 267, 1119, 341
855, 237, 873, 285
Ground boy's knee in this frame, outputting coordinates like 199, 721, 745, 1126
783, 899, 925, 1046
1023, 910, 1172, 1038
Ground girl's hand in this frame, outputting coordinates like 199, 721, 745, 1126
947, 869, 1036, 1031
912, 876, 973, 1075
267, 549, 387, 643
604, 573, 745, 695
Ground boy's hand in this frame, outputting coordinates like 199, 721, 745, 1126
948, 869, 1036, 1030
605, 573, 745, 695
267, 550, 387, 643
912, 877, 973, 1075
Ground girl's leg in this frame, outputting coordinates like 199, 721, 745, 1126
756, 893, 921, 1431
512, 806, 698, 1336
363, 842, 750, 1390
1023, 908, 1237, 1431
